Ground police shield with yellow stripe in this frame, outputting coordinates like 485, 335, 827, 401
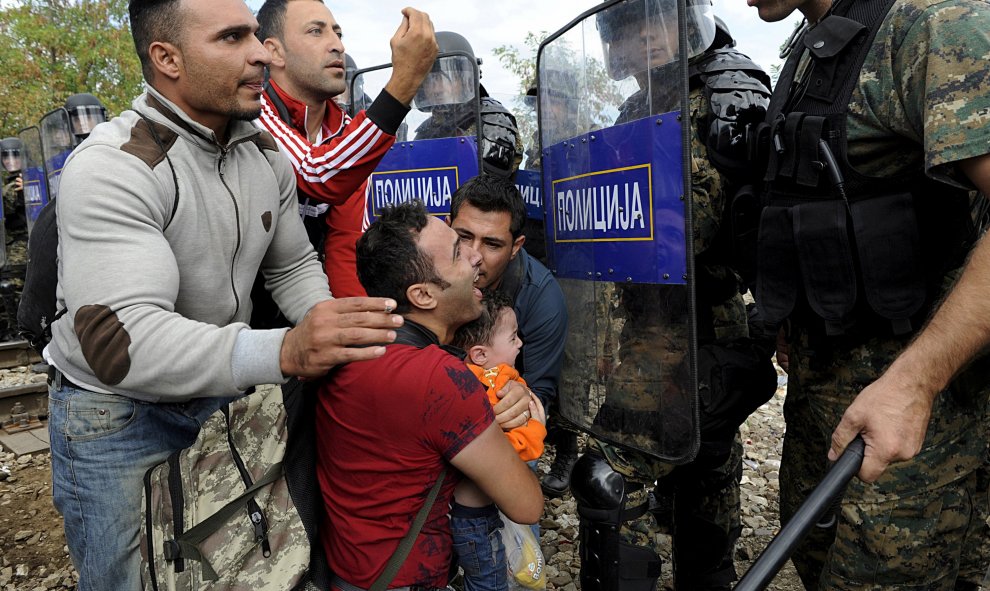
543, 0, 700, 465
539, 1, 701, 587
356, 31, 525, 224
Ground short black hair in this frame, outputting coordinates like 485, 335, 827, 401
452, 290, 513, 351
356, 201, 450, 314
129, 0, 183, 82
256, 0, 289, 44
256, 0, 324, 44
450, 174, 527, 239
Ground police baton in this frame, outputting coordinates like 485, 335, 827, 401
734, 435, 866, 591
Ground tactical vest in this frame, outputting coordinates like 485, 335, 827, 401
756, 0, 978, 336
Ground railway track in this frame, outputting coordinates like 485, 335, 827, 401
0, 340, 47, 436
0, 339, 42, 370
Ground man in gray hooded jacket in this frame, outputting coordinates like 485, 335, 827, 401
43, 0, 421, 589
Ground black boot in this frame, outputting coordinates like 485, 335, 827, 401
542, 430, 578, 498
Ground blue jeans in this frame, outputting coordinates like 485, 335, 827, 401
451, 503, 507, 591
48, 376, 231, 591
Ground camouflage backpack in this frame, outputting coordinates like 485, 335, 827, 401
141, 380, 328, 591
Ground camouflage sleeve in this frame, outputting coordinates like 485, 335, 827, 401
898, 0, 990, 179
689, 89, 726, 256
2, 180, 15, 207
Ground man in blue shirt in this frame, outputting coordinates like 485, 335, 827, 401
449, 174, 574, 496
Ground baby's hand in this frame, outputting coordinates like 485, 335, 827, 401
529, 393, 547, 426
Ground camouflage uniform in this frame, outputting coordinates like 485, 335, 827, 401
588, 88, 752, 591
1, 176, 27, 340
775, 0, 990, 587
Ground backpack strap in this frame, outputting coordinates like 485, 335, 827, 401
496, 251, 526, 306
369, 468, 448, 591
134, 110, 180, 229
163, 461, 285, 581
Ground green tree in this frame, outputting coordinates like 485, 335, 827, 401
492, 32, 545, 157
492, 31, 546, 95
0, 0, 142, 138
493, 30, 625, 160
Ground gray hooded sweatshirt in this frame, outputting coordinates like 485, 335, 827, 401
46, 86, 331, 402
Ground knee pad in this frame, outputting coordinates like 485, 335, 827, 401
571, 453, 662, 591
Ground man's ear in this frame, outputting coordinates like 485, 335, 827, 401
148, 41, 182, 81
510, 234, 526, 260
264, 37, 286, 69
406, 282, 438, 311
468, 345, 488, 367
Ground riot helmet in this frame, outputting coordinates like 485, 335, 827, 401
337, 53, 368, 112
539, 69, 579, 120
412, 31, 478, 111
41, 111, 75, 155
536, 69, 583, 147
63, 93, 107, 139
478, 98, 519, 178
345, 53, 357, 78
597, 0, 716, 81
1, 137, 23, 173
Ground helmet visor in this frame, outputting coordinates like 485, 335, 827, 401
1, 149, 21, 173
598, 0, 715, 81
70, 105, 106, 137
412, 55, 477, 110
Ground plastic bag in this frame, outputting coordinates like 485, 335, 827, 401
500, 511, 546, 590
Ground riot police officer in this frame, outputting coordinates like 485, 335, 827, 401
521, 69, 584, 496
18, 93, 107, 348
40, 93, 108, 201
413, 31, 522, 179
0, 137, 25, 340
549, 1, 776, 589
63, 93, 107, 141
335, 53, 373, 116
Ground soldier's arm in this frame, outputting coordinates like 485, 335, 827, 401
830, 154, 990, 481
829, 1, 990, 481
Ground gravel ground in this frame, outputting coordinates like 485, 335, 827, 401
0, 363, 802, 590
533, 364, 802, 591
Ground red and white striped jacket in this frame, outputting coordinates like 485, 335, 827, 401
255, 80, 408, 296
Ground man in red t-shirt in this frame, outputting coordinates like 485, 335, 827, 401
316, 201, 544, 589
255, 0, 437, 296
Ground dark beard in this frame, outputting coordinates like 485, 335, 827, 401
231, 106, 262, 122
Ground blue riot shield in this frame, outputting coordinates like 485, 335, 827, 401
40, 108, 75, 202
16, 127, 49, 237
541, 0, 698, 463
354, 56, 482, 223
